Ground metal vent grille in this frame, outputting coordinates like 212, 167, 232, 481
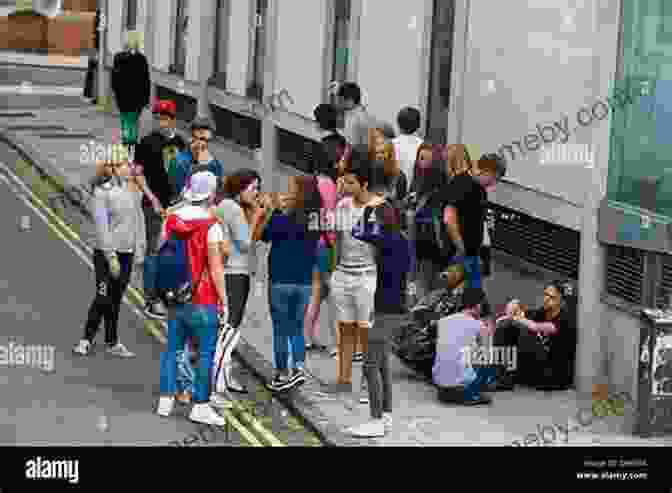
656, 254, 672, 308
487, 202, 580, 279
605, 245, 644, 305
276, 129, 319, 174
209, 104, 261, 149
155, 85, 197, 123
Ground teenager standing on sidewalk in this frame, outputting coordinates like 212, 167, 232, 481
211, 169, 261, 394
331, 149, 385, 395
252, 176, 324, 392
156, 171, 230, 425
171, 118, 224, 198
73, 145, 145, 358
111, 33, 150, 146
347, 172, 412, 437
135, 100, 188, 319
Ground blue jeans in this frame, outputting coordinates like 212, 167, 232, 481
143, 255, 159, 296
463, 255, 482, 290
463, 365, 497, 401
269, 283, 312, 372
159, 304, 218, 403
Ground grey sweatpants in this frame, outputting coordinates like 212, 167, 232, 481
365, 313, 407, 419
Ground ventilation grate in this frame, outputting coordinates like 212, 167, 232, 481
276, 129, 319, 175
656, 253, 672, 308
605, 244, 644, 305
209, 104, 261, 149
487, 203, 580, 279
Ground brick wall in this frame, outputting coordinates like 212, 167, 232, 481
47, 11, 95, 55
0, 11, 95, 55
62, 0, 97, 12
0, 13, 48, 51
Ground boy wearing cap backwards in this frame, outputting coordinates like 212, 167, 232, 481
156, 171, 232, 425
135, 99, 188, 320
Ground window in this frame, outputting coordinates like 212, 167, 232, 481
211, 0, 231, 89
171, 0, 189, 75
124, 0, 137, 30
425, 0, 456, 144
329, 0, 352, 103
606, 0, 672, 216
247, 0, 268, 100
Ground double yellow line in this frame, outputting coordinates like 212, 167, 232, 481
0, 160, 285, 447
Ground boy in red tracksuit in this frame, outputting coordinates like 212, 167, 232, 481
156, 171, 231, 426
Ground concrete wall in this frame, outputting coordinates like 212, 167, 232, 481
461, 0, 618, 225
152, 0, 172, 70
225, 0, 252, 96
357, 0, 430, 128
106, 0, 123, 56
274, 0, 327, 119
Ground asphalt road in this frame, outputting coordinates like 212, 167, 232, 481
0, 159, 240, 446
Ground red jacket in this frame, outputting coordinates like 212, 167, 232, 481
164, 214, 220, 306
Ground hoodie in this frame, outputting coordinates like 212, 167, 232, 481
161, 208, 222, 306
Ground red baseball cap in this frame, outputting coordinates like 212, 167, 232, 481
153, 99, 177, 117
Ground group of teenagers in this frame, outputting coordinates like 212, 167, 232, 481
70, 80, 578, 436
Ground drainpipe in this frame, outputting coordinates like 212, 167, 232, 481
260, 0, 279, 193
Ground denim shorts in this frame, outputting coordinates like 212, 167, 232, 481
330, 269, 377, 323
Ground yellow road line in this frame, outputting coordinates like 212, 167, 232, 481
230, 402, 286, 447
0, 160, 286, 447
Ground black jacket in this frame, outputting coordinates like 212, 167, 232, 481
135, 131, 188, 208
111, 50, 151, 113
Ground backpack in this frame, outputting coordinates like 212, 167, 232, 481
155, 218, 214, 307
414, 193, 455, 266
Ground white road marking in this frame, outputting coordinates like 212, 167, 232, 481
0, 161, 165, 344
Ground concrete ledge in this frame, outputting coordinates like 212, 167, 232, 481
234, 338, 370, 447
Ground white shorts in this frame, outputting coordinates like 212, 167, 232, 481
330, 269, 376, 324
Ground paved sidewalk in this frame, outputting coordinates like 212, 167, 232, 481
2, 104, 670, 446
0, 51, 89, 69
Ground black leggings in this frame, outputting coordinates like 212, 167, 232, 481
84, 250, 134, 345
225, 274, 251, 329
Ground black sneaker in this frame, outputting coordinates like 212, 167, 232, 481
287, 368, 306, 388
267, 374, 292, 392
353, 352, 364, 362
463, 395, 492, 406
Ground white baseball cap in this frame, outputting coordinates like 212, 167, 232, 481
183, 171, 217, 202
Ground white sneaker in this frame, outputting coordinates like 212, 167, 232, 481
73, 339, 91, 356
382, 413, 393, 431
189, 403, 227, 427
156, 396, 174, 417
106, 342, 135, 358
210, 393, 233, 409
347, 419, 386, 438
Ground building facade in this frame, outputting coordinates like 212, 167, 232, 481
101, 0, 671, 417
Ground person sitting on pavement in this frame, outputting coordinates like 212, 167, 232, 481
156, 171, 231, 425
135, 99, 188, 320
251, 177, 325, 392
346, 164, 412, 438
74, 144, 145, 358
432, 287, 496, 406
171, 117, 224, 199
491, 280, 577, 391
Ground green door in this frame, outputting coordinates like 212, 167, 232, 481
607, 0, 672, 216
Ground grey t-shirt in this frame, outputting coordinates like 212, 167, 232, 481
335, 197, 376, 273
212, 198, 253, 275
